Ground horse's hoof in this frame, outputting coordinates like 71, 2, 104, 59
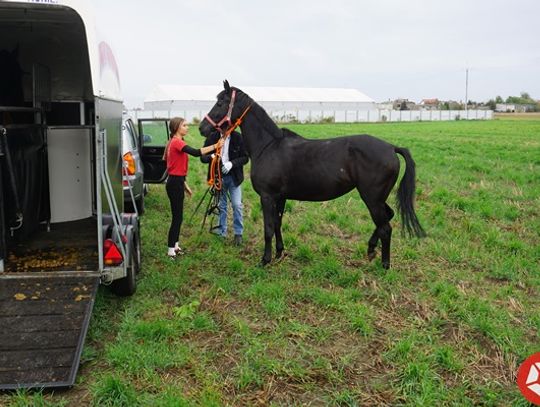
382, 261, 390, 269
275, 250, 283, 259
367, 251, 376, 261
260, 258, 271, 267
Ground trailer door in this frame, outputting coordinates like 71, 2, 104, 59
138, 118, 169, 183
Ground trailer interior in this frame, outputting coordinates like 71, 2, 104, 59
0, 4, 99, 273
0, 3, 106, 389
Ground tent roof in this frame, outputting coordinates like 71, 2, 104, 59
145, 85, 374, 104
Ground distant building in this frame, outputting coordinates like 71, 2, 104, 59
495, 103, 536, 113
495, 103, 516, 112
143, 85, 377, 122
393, 98, 416, 110
419, 98, 440, 110
377, 100, 393, 110
446, 100, 464, 110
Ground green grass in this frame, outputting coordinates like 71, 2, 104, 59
2, 117, 539, 405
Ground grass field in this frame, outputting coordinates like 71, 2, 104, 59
2, 117, 539, 406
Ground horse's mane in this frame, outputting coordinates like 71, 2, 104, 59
244, 95, 283, 139
280, 128, 303, 139
235, 88, 305, 141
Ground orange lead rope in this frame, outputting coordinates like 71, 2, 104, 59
208, 105, 251, 190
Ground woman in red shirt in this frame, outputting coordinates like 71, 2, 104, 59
164, 117, 223, 258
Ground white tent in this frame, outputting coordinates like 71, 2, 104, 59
143, 84, 376, 123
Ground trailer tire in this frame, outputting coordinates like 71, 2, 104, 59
110, 233, 140, 296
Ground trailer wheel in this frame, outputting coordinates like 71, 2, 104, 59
111, 233, 140, 296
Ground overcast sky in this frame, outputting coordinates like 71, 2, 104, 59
93, 0, 540, 109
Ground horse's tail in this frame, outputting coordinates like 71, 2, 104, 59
395, 147, 426, 238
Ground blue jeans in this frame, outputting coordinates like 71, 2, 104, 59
218, 175, 243, 236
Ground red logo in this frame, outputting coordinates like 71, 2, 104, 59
517, 352, 540, 405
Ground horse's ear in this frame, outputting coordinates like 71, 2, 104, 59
223, 80, 231, 94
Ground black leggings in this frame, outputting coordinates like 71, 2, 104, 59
166, 175, 185, 247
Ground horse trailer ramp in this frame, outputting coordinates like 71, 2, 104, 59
0, 273, 99, 389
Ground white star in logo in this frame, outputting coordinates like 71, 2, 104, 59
526, 362, 540, 396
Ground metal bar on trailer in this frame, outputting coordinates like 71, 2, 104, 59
0, 128, 5, 272
0, 128, 23, 235
0, 107, 41, 113
98, 129, 126, 262
95, 126, 104, 272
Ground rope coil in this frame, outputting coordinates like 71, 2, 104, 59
207, 105, 251, 191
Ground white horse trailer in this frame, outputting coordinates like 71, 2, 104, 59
0, 0, 150, 389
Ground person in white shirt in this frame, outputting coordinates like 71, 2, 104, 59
201, 130, 249, 245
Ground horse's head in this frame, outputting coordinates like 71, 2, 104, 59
0, 46, 25, 106
199, 80, 251, 137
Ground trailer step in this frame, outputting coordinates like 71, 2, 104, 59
0, 273, 99, 389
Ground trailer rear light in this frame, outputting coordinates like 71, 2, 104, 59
123, 152, 136, 176
104, 238, 123, 266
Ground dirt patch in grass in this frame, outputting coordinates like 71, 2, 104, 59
186, 292, 397, 405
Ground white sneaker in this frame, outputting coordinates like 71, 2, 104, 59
175, 246, 185, 255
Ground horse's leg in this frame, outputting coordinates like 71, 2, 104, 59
368, 202, 392, 269
361, 195, 393, 268
275, 198, 286, 259
365, 203, 390, 261
379, 222, 392, 269
379, 204, 395, 268
385, 203, 395, 221
260, 194, 277, 266
367, 229, 379, 261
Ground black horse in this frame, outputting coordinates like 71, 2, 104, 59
200, 81, 425, 269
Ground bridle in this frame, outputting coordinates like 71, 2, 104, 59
203, 89, 251, 191
204, 89, 238, 133
204, 89, 252, 136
